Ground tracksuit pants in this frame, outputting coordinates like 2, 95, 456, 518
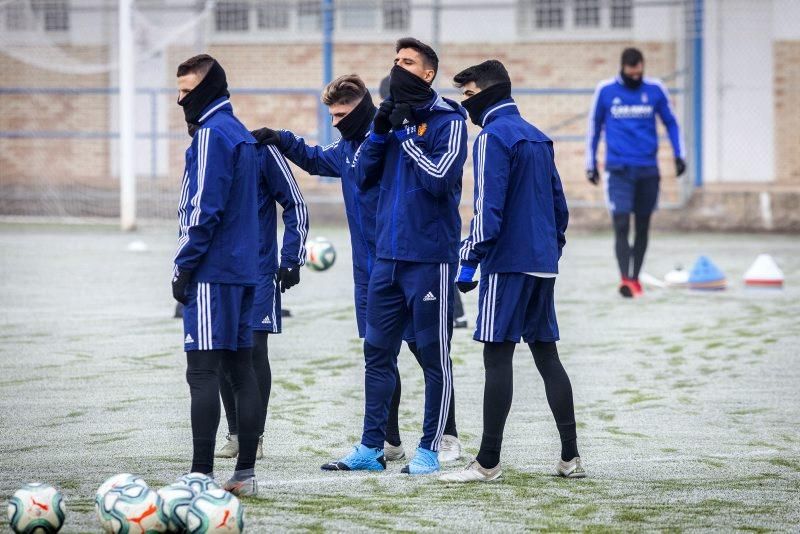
362, 259, 455, 452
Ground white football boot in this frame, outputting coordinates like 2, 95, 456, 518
439, 460, 502, 483
383, 442, 406, 461
438, 435, 462, 463
214, 434, 239, 458
556, 457, 587, 478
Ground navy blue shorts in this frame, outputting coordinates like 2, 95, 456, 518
183, 282, 254, 352
605, 165, 660, 215
252, 273, 281, 333
475, 273, 559, 344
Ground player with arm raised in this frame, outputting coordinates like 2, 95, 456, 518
251, 73, 462, 464
321, 38, 467, 475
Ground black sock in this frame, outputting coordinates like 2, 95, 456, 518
476, 341, 516, 469
613, 212, 632, 278
220, 348, 262, 472
386, 367, 402, 447
186, 350, 225, 475
632, 212, 651, 280
251, 332, 271, 436
529, 341, 579, 461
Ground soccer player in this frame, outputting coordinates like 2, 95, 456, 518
171, 54, 263, 495
586, 47, 686, 298
440, 60, 585, 483
214, 140, 308, 464
251, 74, 462, 463
321, 37, 467, 475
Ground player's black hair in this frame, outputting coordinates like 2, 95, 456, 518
395, 37, 439, 76
621, 47, 644, 67
452, 59, 511, 90
176, 54, 216, 78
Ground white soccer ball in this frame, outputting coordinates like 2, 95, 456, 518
157, 483, 196, 533
176, 473, 220, 495
7, 483, 66, 534
306, 237, 336, 272
95, 473, 147, 507
96, 483, 168, 534
183, 489, 244, 534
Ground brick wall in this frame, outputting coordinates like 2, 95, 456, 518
774, 40, 800, 185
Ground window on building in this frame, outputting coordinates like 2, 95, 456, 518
31, 0, 69, 31
257, 1, 290, 30
4, 3, 32, 31
574, 0, 600, 28
298, 0, 322, 31
610, 0, 633, 28
215, 1, 249, 32
383, 0, 409, 30
534, 0, 564, 29
340, 0, 378, 30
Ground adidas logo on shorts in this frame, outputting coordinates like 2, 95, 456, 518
184, 334, 194, 343
262, 316, 271, 325
423, 291, 436, 302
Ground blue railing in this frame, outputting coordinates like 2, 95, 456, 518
1, 85, 684, 179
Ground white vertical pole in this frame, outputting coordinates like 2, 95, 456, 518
119, 0, 136, 230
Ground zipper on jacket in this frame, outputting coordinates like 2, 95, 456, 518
390, 148, 402, 258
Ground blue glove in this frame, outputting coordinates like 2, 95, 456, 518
456, 265, 478, 293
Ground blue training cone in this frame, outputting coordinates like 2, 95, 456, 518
688, 255, 727, 290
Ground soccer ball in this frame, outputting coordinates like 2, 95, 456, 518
176, 473, 220, 495
96, 483, 168, 534
7, 483, 66, 534
183, 489, 244, 534
95, 474, 147, 506
157, 484, 195, 533
306, 237, 336, 271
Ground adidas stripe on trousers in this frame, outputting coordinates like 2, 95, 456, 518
363, 259, 455, 452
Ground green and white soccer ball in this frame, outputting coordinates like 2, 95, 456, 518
95, 474, 147, 509
175, 473, 220, 496
7, 483, 66, 534
96, 483, 168, 534
182, 489, 244, 534
157, 483, 195, 533
306, 237, 336, 271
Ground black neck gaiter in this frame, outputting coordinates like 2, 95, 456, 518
620, 70, 643, 89
461, 82, 512, 126
334, 90, 377, 140
178, 60, 230, 125
389, 65, 434, 106
186, 122, 199, 138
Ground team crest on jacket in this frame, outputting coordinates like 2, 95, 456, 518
417, 123, 427, 136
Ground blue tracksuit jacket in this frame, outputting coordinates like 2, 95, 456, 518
460, 99, 569, 275
354, 94, 468, 264
586, 76, 685, 170
257, 144, 309, 275
276, 130, 377, 280
174, 97, 259, 285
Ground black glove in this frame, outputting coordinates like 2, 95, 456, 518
586, 168, 600, 185
389, 103, 413, 130
251, 127, 281, 146
278, 265, 300, 293
172, 269, 192, 305
455, 265, 478, 293
675, 157, 686, 177
373, 99, 394, 135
